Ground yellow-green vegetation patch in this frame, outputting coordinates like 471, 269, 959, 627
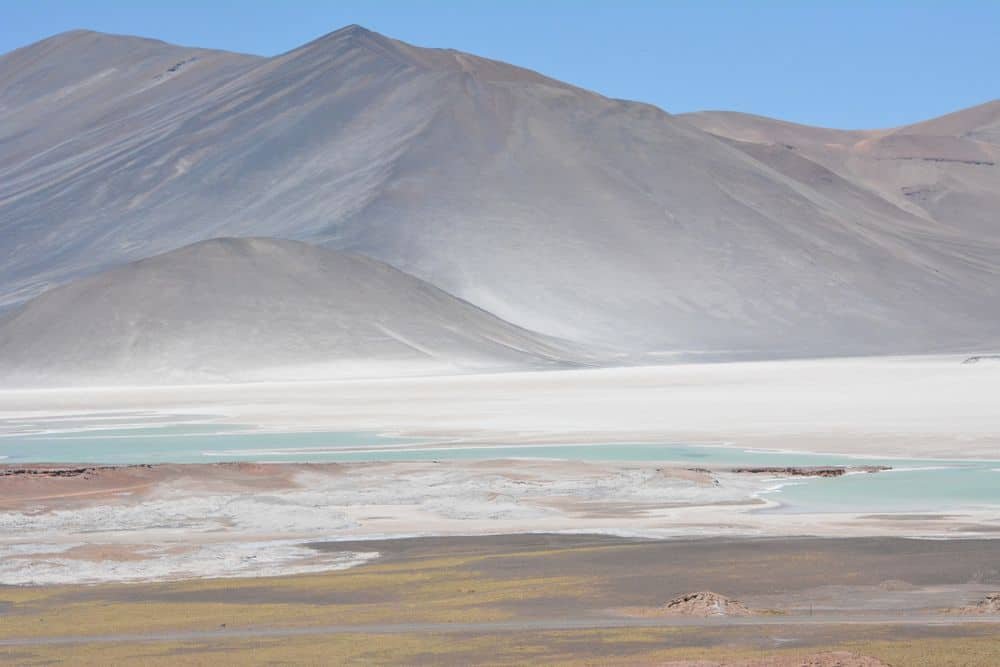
10, 629, 1000, 666
845, 636, 1000, 667
0, 551, 597, 640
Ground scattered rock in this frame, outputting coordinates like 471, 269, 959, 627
723, 466, 890, 477
886, 156, 994, 166
963, 354, 1000, 364
952, 592, 1000, 614
901, 184, 939, 202
661, 591, 752, 617
0, 464, 152, 479
152, 57, 198, 81
877, 579, 916, 591
166, 57, 197, 73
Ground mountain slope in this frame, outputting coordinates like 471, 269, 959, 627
2, 26, 999, 359
894, 98, 1000, 142
682, 101, 1000, 244
0, 238, 582, 385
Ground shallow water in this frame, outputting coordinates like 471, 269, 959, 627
766, 465, 1000, 513
0, 421, 901, 466
2, 420, 999, 514
0, 423, 412, 464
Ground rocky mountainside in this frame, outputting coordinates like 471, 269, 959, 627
1, 25, 998, 369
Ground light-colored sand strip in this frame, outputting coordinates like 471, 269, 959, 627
0, 539, 378, 585
1, 355, 997, 459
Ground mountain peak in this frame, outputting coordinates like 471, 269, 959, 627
283, 23, 395, 54
3, 28, 173, 60
273, 22, 578, 90
336, 23, 375, 35
316, 23, 386, 44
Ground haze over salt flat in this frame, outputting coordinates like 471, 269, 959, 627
4, 356, 995, 460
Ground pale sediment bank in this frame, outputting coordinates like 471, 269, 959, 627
2, 459, 999, 585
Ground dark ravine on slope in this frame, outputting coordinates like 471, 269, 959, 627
1, 25, 999, 373
0, 238, 586, 385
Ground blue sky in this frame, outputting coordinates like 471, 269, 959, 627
2, 1, 997, 129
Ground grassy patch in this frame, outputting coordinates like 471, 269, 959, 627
0, 550, 596, 639
8, 629, 1000, 666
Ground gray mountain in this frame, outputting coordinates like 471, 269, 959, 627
2, 26, 999, 361
0, 238, 583, 385
681, 99, 1000, 246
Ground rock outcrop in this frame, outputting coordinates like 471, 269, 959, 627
953, 593, 1000, 614
963, 355, 1000, 364
661, 591, 752, 617
725, 466, 890, 477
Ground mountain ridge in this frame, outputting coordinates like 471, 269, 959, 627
2, 25, 998, 368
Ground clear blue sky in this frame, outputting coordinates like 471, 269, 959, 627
2, 1, 997, 129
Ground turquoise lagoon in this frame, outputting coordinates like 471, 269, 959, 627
2, 419, 999, 514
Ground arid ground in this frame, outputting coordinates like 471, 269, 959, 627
2, 534, 1000, 665
2, 357, 999, 663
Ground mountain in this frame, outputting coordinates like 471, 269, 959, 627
1, 25, 999, 362
0, 238, 582, 385
681, 100, 1000, 249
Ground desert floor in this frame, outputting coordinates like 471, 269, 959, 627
2, 534, 1000, 665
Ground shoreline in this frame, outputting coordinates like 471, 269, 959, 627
13, 432, 1000, 465
2, 355, 999, 585
3, 459, 1000, 586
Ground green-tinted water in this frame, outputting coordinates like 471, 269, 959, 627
765, 465, 1000, 513
2, 421, 998, 514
